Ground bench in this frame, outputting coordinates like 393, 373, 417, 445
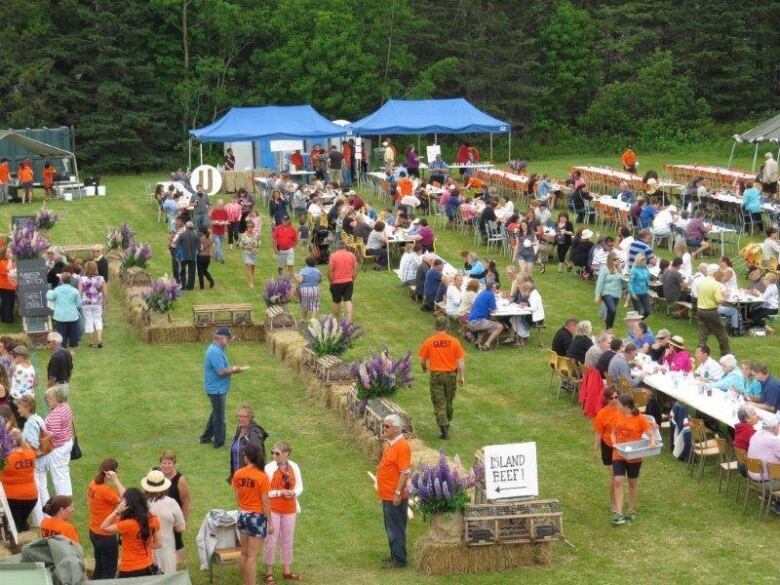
193, 303, 254, 327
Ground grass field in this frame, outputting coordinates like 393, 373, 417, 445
2, 149, 778, 584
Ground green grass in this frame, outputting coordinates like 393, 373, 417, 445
1, 154, 778, 585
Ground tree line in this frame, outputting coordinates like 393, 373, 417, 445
1, 0, 778, 173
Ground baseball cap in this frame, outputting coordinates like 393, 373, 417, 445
215, 327, 232, 338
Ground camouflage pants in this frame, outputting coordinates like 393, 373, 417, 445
430, 372, 457, 426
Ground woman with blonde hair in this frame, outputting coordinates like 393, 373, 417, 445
595, 252, 624, 329
672, 237, 692, 277
159, 450, 191, 563
264, 441, 304, 583
80, 260, 107, 348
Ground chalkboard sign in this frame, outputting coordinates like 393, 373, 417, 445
11, 215, 35, 231
19, 286, 49, 317
16, 259, 48, 288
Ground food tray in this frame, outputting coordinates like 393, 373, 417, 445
614, 438, 662, 459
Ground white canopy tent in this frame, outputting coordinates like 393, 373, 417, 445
729, 114, 780, 171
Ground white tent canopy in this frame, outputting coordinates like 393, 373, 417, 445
729, 114, 780, 171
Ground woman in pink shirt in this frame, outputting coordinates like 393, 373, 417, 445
662, 335, 692, 373
42, 385, 74, 512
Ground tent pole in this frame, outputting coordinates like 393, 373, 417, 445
434, 134, 437, 145
73, 155, 80, 186
752, 142, 759, 173
490, 133, 493, 161
188, 138, 192, 171
508, 132, 512, 163
199, 143, 203, 166
727, 141, 737, 170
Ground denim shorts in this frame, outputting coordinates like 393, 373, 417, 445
237, 511, 268, 538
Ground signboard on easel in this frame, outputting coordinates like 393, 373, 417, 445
426, 144, 441, 163
483, 442, 538, 499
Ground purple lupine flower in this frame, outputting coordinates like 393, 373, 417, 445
10, 224, 51, 259
119, 223, 135, 249
408, 447, 475, 518
352, 348, 415, 401
263, 276, 294, 306
120, 241, 152, 270
143, 276, 182, 313
35, 209, 58, 230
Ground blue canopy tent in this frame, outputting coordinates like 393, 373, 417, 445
189, 105, 347, 169
347, 98, 512, 160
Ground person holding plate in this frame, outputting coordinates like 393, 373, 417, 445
200, 328, 246, 449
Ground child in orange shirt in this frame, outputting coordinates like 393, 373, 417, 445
43, 162, 56, 199
41, 496, 80, 543
610, 393, 656, 526
232, 443, 273, 585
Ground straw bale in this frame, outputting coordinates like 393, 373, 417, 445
414, 537, 551, 575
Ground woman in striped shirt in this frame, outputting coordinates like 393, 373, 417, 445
43, 385, 74, 505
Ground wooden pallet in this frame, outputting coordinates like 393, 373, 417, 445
193, 303, 254, 327
119, 266, 151, 287
464, 500, 564, 546
364, 397, 415, 439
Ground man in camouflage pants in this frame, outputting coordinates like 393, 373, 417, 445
418, 317, 466, 440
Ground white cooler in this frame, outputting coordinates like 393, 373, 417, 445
85, 186, 96, 196
97, 185, 106, 196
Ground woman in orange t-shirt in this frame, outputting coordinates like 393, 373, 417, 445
592, 388, 622, 509
41, 495, 80, 543
42, 162, 56, 199
100, 487, 161, 578
0, 247, 17, 325
609, 393, 656, 526
231, 443, 273, 585
87, 458, 125, 579
263, 441, 304, 582
18, 162, 34, 203
0, 429, 37, 531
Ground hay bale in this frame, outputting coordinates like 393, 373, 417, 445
409, 439, 442, 467
267, 330, 305, 359
325, 384, 354, 410
413, 537, 551, 576
351, 419, 383, 461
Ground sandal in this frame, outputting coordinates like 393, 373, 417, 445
264, 575, 277, 584
282, 574, 302, 581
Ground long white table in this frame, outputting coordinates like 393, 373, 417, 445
643, 372, 774, 428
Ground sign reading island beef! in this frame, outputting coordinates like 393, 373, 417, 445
483, 442, 539, 500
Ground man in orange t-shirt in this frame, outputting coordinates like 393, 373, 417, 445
396, 172, 413, 201
0, 158, 10, 203
327, 242, 358, 321
18, 162, 34, 203
419, 316, 466, 439
621, 147, 637, 173
376, 414, 411, 569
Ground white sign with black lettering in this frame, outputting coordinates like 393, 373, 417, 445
190, 164, 222, 196
484, 442, 538, 499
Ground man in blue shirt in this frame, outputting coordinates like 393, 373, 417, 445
200, 327, 245, 448
627, 229, 657, 268
467, 283, 505, 349
750, 363, 780, 413
616, 181, 635, 204
421, 259, 444, 312
638, 201, 658, 229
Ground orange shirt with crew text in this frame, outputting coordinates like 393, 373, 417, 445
87, 480, 121, 535
612, 412, 653, 463
0, 448, 37, 500
118, 515, 160, 572
232, 465, 270, 513
418, 332, 465, 372
377, 438, 411, 501
41, 517, 80, 543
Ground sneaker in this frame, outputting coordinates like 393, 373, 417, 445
380, 558, 405, 569
625, 511, 636, 522
611, 513, 626, 527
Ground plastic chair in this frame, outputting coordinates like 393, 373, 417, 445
546, 350, 560, 394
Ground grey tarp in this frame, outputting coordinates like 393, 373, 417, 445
736, 113, 780, 143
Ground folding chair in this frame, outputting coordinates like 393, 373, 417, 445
744, 457, 767, 515
546, 349, 560, 394
688, 418, 720, 481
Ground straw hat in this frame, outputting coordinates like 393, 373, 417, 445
669, 335, 686, 349
141, 469, 171, 493
765, 152, 774, 159
624, 311, 643, 321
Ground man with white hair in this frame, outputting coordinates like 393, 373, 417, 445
91, 245, 109, 281
696, 263, 730, 356
760, 152, 778, 195
376, 414, 411, 568
689, 262, 708, 301
746, 413, 780, 513
652, 204, 677, 237
46, 332, 72, 387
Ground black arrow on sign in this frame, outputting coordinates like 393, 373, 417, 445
495, 485, 527, 493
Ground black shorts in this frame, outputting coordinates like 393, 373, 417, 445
612, 459, 642, 479
330, 282, 354, 303
600, 440, 613, 466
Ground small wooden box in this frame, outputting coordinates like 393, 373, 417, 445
363, 397, 415, 439
315, 355, 353, 384
194, 303, 254, 327
264, 305, 296, 331
120, 266, 152, 287
464, 500, 563, 546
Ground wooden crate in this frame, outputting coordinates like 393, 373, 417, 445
193, 303, 254, 327
364, 397, 415, 439
300, 346, 319, 369
315, 355, 353, 384
464, 500, 563, 546
119, 266, 152, 287
265, 305, 296, 330
62, 244, 102, 261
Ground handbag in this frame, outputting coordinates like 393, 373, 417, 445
38, 428, 55, 456
70, 423, 82, 460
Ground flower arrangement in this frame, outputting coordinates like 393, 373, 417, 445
0, 426, 16, 472
409, 448, 474, 519
262, 276, 294, 306
106, 227, 122, 250
120, 242, 152, 270
143, 276, 182, 315
351, 348, 414, 401
300, 315, 363, 357
35, 208, 58, 230
119, 223, 136, 249
10, 224, 50, 259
